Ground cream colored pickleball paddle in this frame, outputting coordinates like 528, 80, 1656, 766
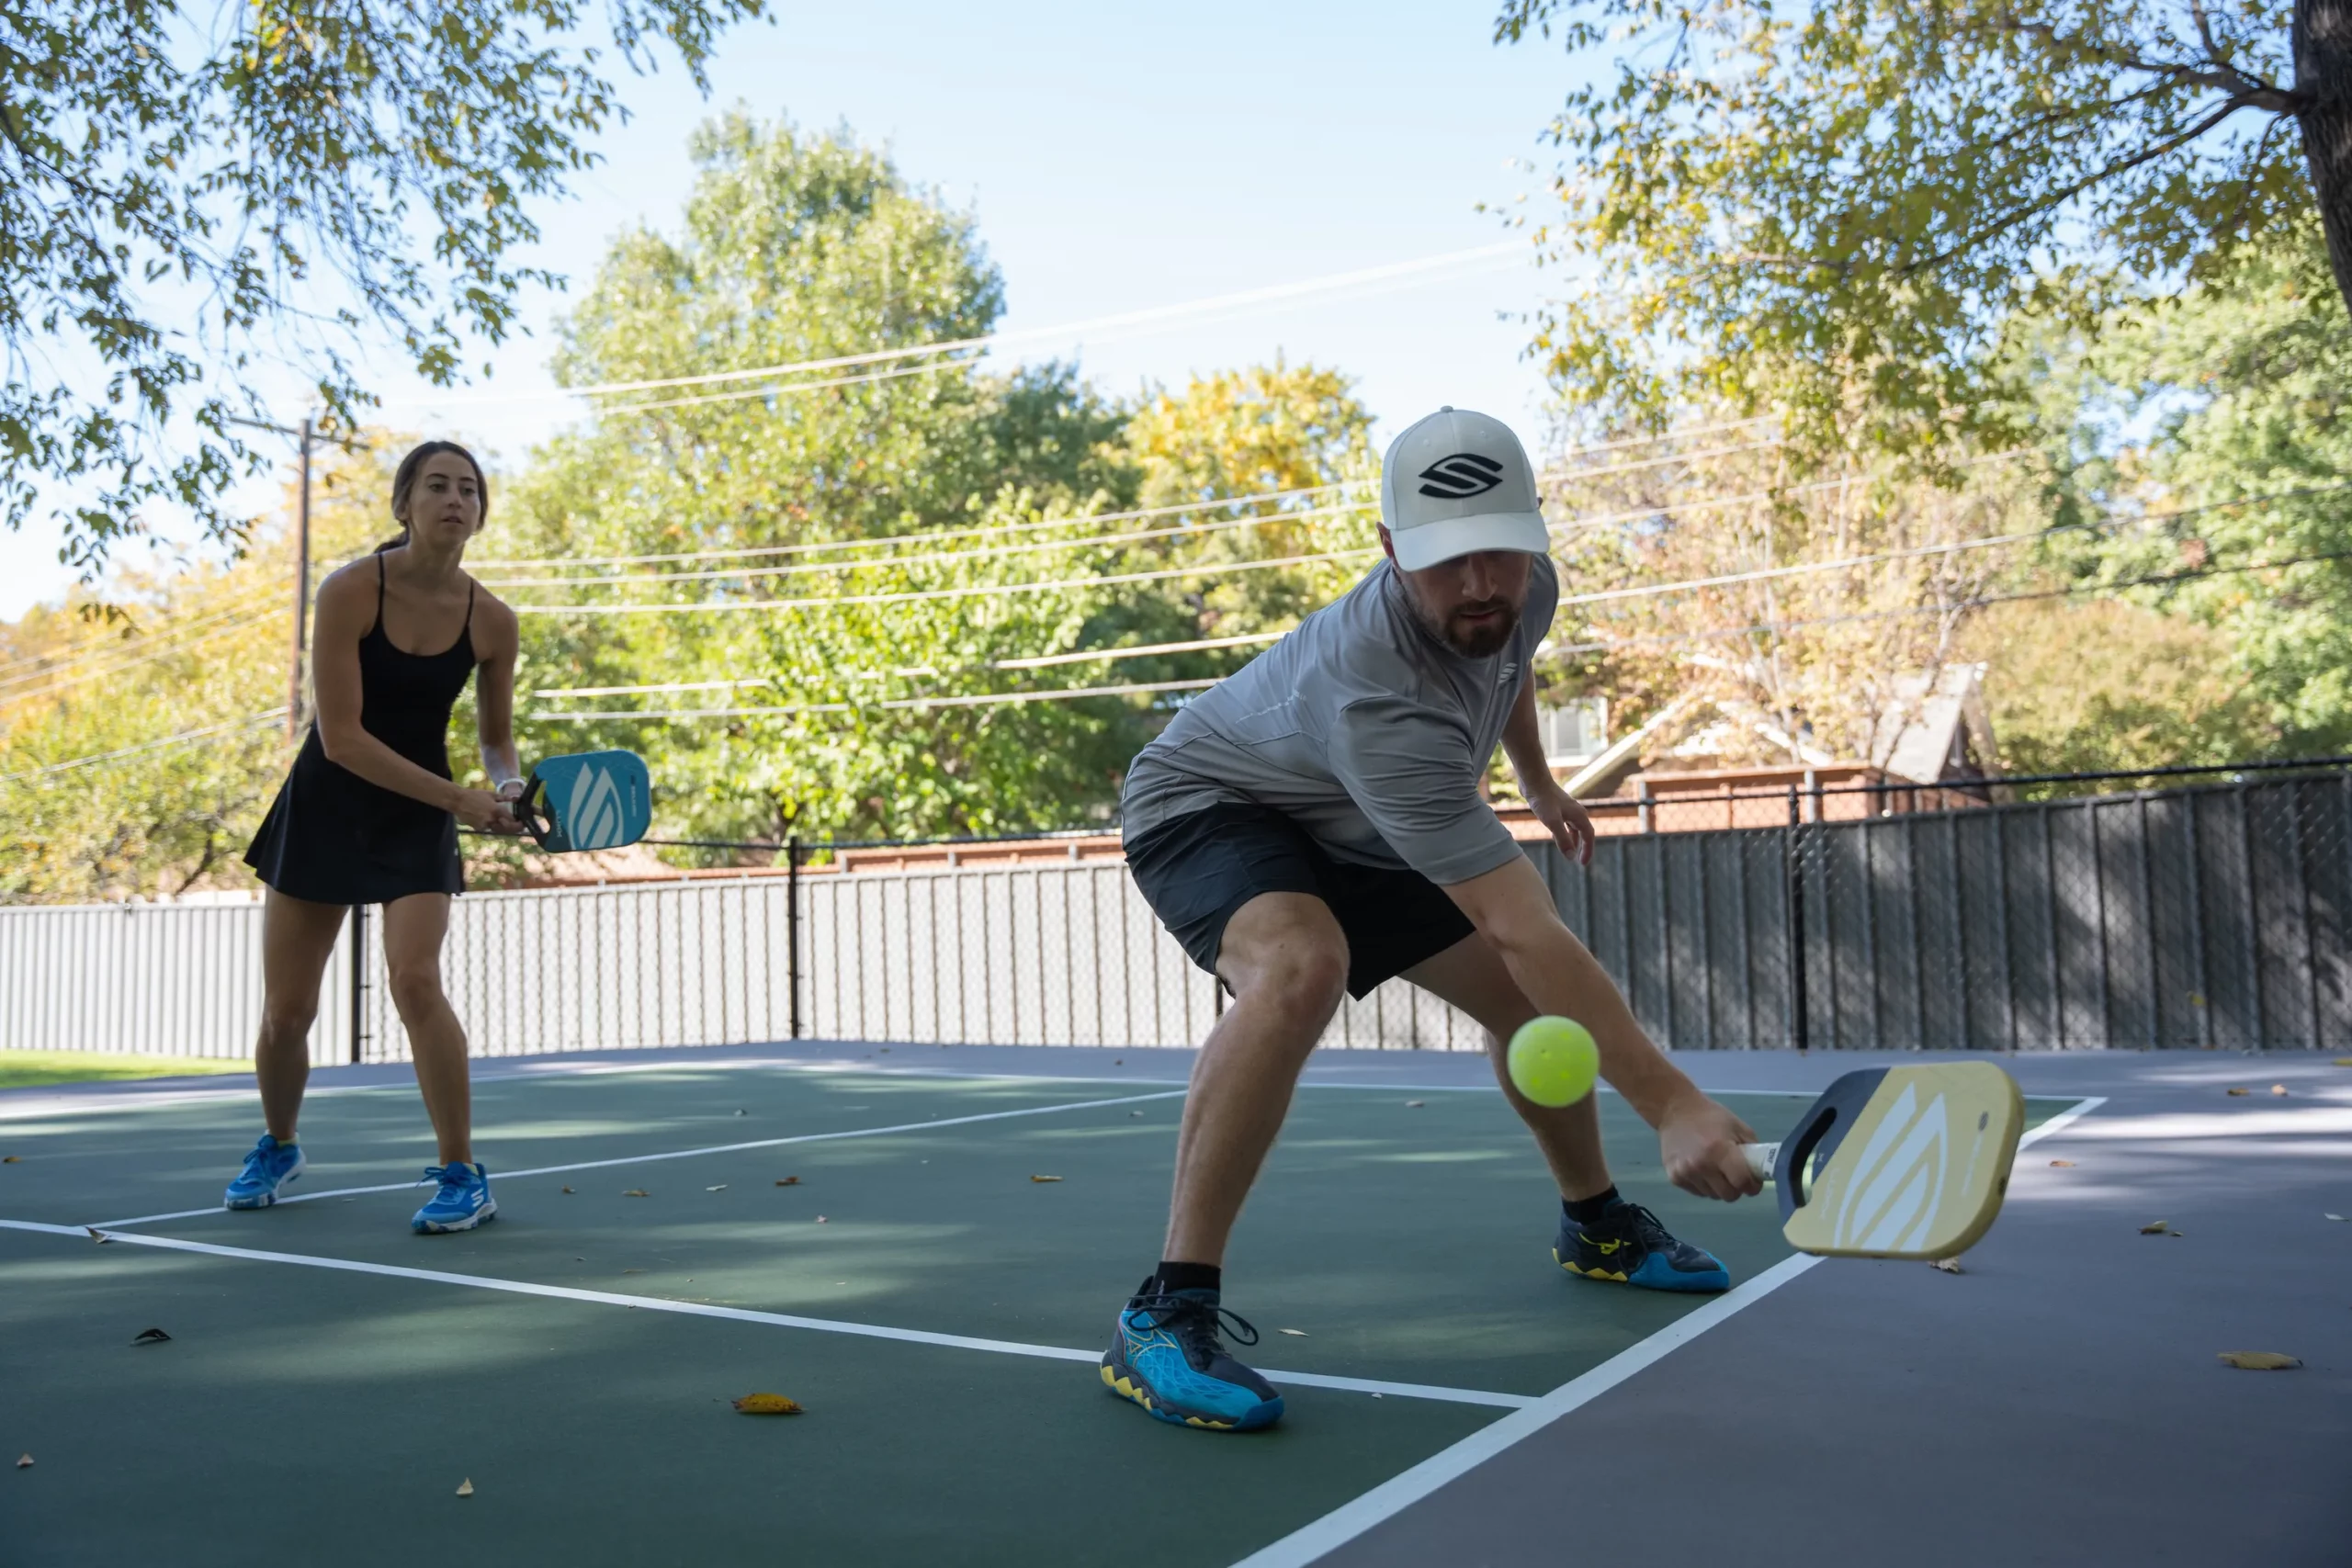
1739, 1062, 2026, 1260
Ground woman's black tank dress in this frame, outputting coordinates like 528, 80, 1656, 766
244, 557, 480, 906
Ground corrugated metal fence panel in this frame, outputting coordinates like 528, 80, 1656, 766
0, 899, 354, 1063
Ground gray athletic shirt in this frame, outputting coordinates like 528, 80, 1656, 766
1120, 555, 1558, 886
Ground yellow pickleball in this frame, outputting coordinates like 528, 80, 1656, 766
1507, 1016, 1600, 1108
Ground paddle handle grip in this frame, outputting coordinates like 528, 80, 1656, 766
1740, 1142, 1779, 1184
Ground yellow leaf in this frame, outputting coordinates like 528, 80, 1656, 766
2216, 1352, 2301, 1371
1030, 1175, 1062, 1183
622, 1190, 649, 1198
2225, 1088, 2250, 1097
2, 1156, 19, 1163
2140, 1220, 2171, 1234
775, 1177, 800, 1187
732, 1393, 803, 1415
1930, 1257, 1963, 1273
2332, 1058, 2351, 1067
2048, 1159, 2075, 1168
455, 1478, 475, 1496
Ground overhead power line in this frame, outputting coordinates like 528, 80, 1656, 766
510, 547, 1381, 617
530, 631, 1292, 701
531, 677, 1219, 724
404, 243, 1524, 410
0, 709, 288, 784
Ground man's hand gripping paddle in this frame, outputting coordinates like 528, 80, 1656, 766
513, 750, 652, 853
1740, 1062, 2025, 1260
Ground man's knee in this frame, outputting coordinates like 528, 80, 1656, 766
1223, 921, 1350, 1031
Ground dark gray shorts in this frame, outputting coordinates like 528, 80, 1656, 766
1122, 802, 1477, 998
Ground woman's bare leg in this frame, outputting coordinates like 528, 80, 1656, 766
380, 894, 472, 1166
254, 891, 351, 1143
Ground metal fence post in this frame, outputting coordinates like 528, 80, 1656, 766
1785, 784, 1809, 1050
347, 902, 368, 1065
786, 835, 802, 1040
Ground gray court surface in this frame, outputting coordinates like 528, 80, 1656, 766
5, 1042, 2346, 1566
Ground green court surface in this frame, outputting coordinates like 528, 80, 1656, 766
0, 1065, 2072, 1567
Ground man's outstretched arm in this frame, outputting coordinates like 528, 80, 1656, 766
1442, 852, 1763, 1201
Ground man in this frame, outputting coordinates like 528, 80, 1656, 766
1102, 407, 1764, 1433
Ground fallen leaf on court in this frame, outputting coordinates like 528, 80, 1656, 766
1030, 1175, 1063, 1183
734, 1109, 748, 1116
560, 1187, 574, 1194
2140, 1220, 2172, 1234
2325, 1213, 2345, 1223
85, 1227, 110, 1244
2049, 1159, 2075, 1168
455, 1479, 475, 1497
706, 1185, 729, 1192
622, 1189, 649, 1198
1405, 1100, 1426, 1109
130, 1327, 171, 1346
1930, 1258, 1963, 1274
622, 1269, 645, 1275
1129, 1111, 1143, 1118
2333, 1057, 2352, 1066
815, 1215, 828, 1224
2270, 1084, 2290, 1097
2, 1156, 18, 1163
2217, 1352, 2301, 1371
775, 1177, 800, 1187
1278, 1328, 1308, 1337
732, 1393, 803, 1415
14, 1454, 29, 1468
2226, 1088, 2251, 1096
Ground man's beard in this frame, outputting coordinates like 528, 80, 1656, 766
1424, 597, 1520, 658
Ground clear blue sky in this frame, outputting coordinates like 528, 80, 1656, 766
0, 1, 1589, 616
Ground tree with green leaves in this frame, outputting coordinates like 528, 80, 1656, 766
494, 118, 1371, 845
1494, 0, 2352, 466
1, 0, 766, 573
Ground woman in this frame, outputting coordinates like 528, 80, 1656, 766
230, 440, 526, 1233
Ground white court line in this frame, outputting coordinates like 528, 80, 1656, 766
0, 1218, 1532, 1411
1227, 1094, 2108, 1567
86, 1089, 1191, 1230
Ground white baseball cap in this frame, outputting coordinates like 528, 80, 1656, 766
1379, 407, 1548, 571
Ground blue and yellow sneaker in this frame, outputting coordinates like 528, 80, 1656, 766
412, 1161, 497, 1234
1100, 1280, 1283, 1432
1555, 1200, 1730, 1292
224, 1134, 306, 1210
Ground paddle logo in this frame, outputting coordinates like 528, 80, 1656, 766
1416, 453, 1506, 499
1829, 1084, 1950, 1253
565, 762, 628, 852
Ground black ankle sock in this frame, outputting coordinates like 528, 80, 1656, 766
1562, 1188, 1621, 1224
1155, 1260, 1222, 1296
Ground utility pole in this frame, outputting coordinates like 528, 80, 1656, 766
227, 413, 342, 740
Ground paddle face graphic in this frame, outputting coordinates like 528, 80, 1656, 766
516, 750, 651, 852
1765, 1064, 2024, 1260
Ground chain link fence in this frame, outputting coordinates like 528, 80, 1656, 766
4, 763, 2345, 1060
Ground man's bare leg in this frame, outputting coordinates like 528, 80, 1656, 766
1161, 892, 1350, 1266
1401, 932, 1611, 1201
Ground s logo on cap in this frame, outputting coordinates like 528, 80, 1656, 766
1417, 454, 1506, 499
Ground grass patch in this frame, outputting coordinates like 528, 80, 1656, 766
0, 1051, 252, 1090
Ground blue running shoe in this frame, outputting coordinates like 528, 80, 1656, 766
412, 1161, 497, 1234
1100, 1280, 1283, 1432
223, 1134, 305, 1210
1555, 1200, 1730, 1292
